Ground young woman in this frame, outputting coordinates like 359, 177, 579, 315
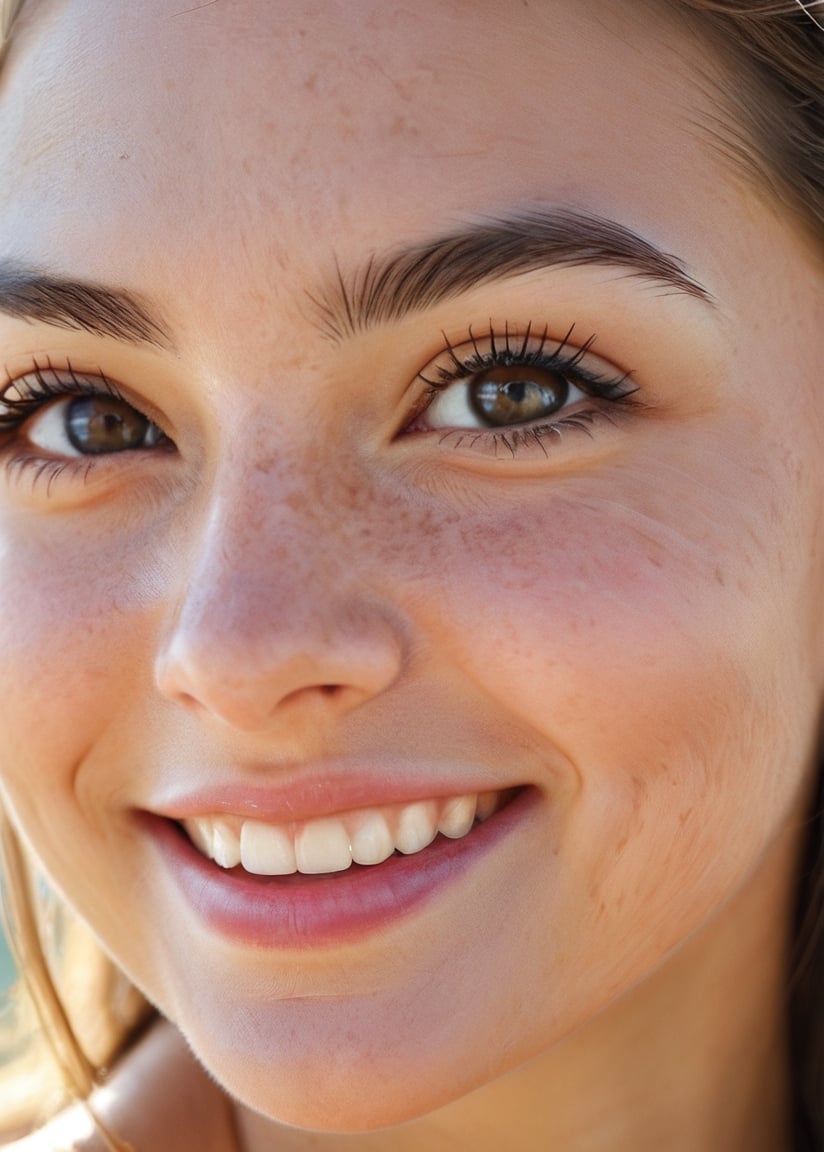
0, 0, 822, 1149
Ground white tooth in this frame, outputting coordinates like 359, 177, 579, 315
475, 792, 499, 823
349, 811, 395, 866
184, 817, 214, 858
438, 795, 477, 839
394, 801, 438, 855
240, 820, 297, 875
212, 820, 241, 869
295, 817, 352, 874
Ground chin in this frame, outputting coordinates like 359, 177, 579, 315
185, 1022, 509, 1133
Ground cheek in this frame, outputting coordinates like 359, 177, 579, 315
0, 518, 164, 843
398, 467, 817, 956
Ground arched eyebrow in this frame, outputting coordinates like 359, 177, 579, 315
0, 261, 173, 349
0, 209, 713, 351
311, 208, 715, 341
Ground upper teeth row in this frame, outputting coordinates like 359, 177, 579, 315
183, 792, 500, 876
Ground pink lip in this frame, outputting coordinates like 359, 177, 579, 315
143, 789, 532, 950
152, 765, 517, 824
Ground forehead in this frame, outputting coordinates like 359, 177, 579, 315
0, 0, 738, 297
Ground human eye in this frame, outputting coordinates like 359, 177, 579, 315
406, 323, 641, 458
0, 359, 171, 488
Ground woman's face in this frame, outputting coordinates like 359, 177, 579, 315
0, 0, 822, 1131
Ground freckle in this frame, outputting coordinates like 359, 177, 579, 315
615, 835, 628, 854
714, 565, 726, 587
304, 72, 318, 92
630, 775, 646, 813
390, 114, 420, 139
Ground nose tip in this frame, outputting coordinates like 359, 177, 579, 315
154, 606, 406, 735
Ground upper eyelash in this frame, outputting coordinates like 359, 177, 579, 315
0, 357, 126, 432
417, 321, 635, 401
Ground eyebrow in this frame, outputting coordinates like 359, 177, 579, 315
0, 209, 711, 351
313, 207, 714, 340
0, 261, 173, 349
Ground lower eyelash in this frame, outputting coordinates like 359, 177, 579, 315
436, 408, 621, 458
1, 454, 95, 497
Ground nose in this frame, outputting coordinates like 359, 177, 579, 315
153, 490, 406, 735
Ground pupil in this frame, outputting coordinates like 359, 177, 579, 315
469, 366, 567, 427
66, 396, 150, 455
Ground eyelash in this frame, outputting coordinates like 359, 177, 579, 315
412, 323, 641, 456
0, 359, 158, 490
0, 358, 124, 429
0, 324, 641, 495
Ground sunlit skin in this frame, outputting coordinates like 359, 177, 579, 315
0, 1, 823, 1149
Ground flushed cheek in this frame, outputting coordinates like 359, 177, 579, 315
399, 483, 813, 939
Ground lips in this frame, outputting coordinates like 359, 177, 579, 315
182, 790, 505, 876
147, 784, 529, 949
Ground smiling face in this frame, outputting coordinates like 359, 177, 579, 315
0, 0, 822, 1135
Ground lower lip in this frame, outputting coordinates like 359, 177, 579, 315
144, 792, 531, 950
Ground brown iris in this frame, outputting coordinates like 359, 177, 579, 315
468, 366, 568, 427
66, 396, 159, 455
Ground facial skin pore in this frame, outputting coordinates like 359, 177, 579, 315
0, 2, 822, 1150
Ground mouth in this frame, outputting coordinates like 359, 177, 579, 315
180, 789, 512, 878
150, 785, 530, 948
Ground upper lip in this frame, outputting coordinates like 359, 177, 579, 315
148, 760, 522, 824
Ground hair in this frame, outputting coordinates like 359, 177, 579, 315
0, 0, 822, 1146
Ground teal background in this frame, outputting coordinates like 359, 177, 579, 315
0, 928, 14, 993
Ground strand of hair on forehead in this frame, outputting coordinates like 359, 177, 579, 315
0, 808, 135, 1152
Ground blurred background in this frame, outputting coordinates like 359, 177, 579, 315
1, 924, 14, 994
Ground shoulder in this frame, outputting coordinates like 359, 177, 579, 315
3, 1020, 238, 1152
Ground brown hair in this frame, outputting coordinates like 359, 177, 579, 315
0, 0, 822, 1146
667, 8, 824, 1146
676, 0, 824, 247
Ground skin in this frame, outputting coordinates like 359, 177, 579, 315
1, 1, 823, 1149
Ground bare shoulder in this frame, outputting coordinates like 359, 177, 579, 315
3, 1020, 238, 1152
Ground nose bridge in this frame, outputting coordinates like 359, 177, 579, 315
154, 460, 405, 729
192, 471, 336, 626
